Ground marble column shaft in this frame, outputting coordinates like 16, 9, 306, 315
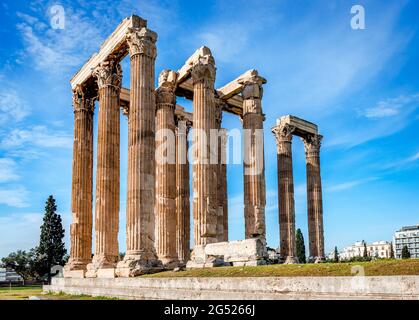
66, 85, 95, 271
91, 60, 122, 269
122, 27, 159, 269
272, 124, 298, 263
304, 134, 325, 260
215, 100, 228, 242
191, 54, 218, 246
175, 118, 191, 264
155, 70, 178, 266
241, 74, 266, 242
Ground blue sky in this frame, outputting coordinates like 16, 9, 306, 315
0, 0, 418, 258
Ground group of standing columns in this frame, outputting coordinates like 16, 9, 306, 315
67, 16, 324, 276
272, 121, 325, 263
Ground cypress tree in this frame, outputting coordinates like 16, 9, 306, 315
295, 228, 306, 263
363, 241, 368, 258
37, 195, 67, 283
333, 246, 339, 263
401, 245, 411, 259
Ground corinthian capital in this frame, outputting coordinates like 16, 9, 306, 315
126, 27, 157, 58
272, 123, 295, 144
214, 98, 225, 127
72, 84, 96, 113
156, 70, 177, 107
303, 134, 323, 157
92, 60, 122, 90
239, 69, 267, 100
190, 52, 216, 85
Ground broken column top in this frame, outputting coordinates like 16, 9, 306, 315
70, 15, 148, 89
276, 115, 318, 136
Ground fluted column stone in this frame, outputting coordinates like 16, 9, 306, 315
175, 118, 191, 264
155, 70, 179, 268
86, 60, 122, 276
116, 27, 161, 276
240, 71, 267, 243
65, 84, 95, 273
215, 99, 228, 242
303, 134, 325, 262
191, 50, 218, 247
272, 123, 298, 264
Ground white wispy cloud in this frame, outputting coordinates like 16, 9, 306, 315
327, 92, 419, 147
1, 126, 72, 149
381, 151, 419, 170
0, 158, 19, 183
363, 94, 419, 119
0, 186, 30, 208
16, 7, 104, 75
0, 89, 30, 124
325, 177, 378, 192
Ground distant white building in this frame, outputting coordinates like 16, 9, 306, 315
0, 268, 23, 282
331, 240, 392, 260
393, 225, 419, 259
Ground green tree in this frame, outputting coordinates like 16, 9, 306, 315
363, 241, 368, 258
37, 195, 67, 283
295, 229, 306, 263
390, 243, 395, 259
401, 245, 411, 259
333, 246, 339, 263
1, 250, 35, 284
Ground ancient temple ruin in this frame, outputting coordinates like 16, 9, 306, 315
64, 15, 325, 278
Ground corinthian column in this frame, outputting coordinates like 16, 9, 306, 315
65, 84, 95, 274
191, 48, 218, 247
86, 60, 122, 277
116, 27, 161, 277
175, 117, 191, 264
155, 70, 179, 268
215, 99, 228, 242
303, 134, 325, 263
272, 122, 298, 264
240, 70, 267, 242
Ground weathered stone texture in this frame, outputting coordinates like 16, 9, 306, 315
66, 84, 95, 272
155, 70, 179, 267
116, 27, 161, 277
240, 71, 267, 243
86, 60, 122, 276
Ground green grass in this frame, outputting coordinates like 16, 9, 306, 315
143, 259, 419, 278
0, 285, 118, 300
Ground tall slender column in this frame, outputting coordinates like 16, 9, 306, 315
191, 48, 218, 246
303, 134, 325, 262
155, 70, 179, 268
214, 99, 228, 242
272, 122, 298, 264
116, 27, 161, 277
86, 60, 121, 276
240, 70, 267, 242
65, 84, 95, 273
175, 117, 191, 264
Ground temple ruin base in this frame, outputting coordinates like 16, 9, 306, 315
44, 276, 419, 300
186, 239, 268, 268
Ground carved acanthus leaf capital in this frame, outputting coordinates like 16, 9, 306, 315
92, 60, 122, 90
126, 27, 157, 58
214, 98, 225, 127
303, 134, 323, 157
156, 70, 177, 107
272, 123, 295, 144
190, 54, 216, 85
239, 69, 266, 100
72, 84, 96, 113
176, 117, 193, 135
